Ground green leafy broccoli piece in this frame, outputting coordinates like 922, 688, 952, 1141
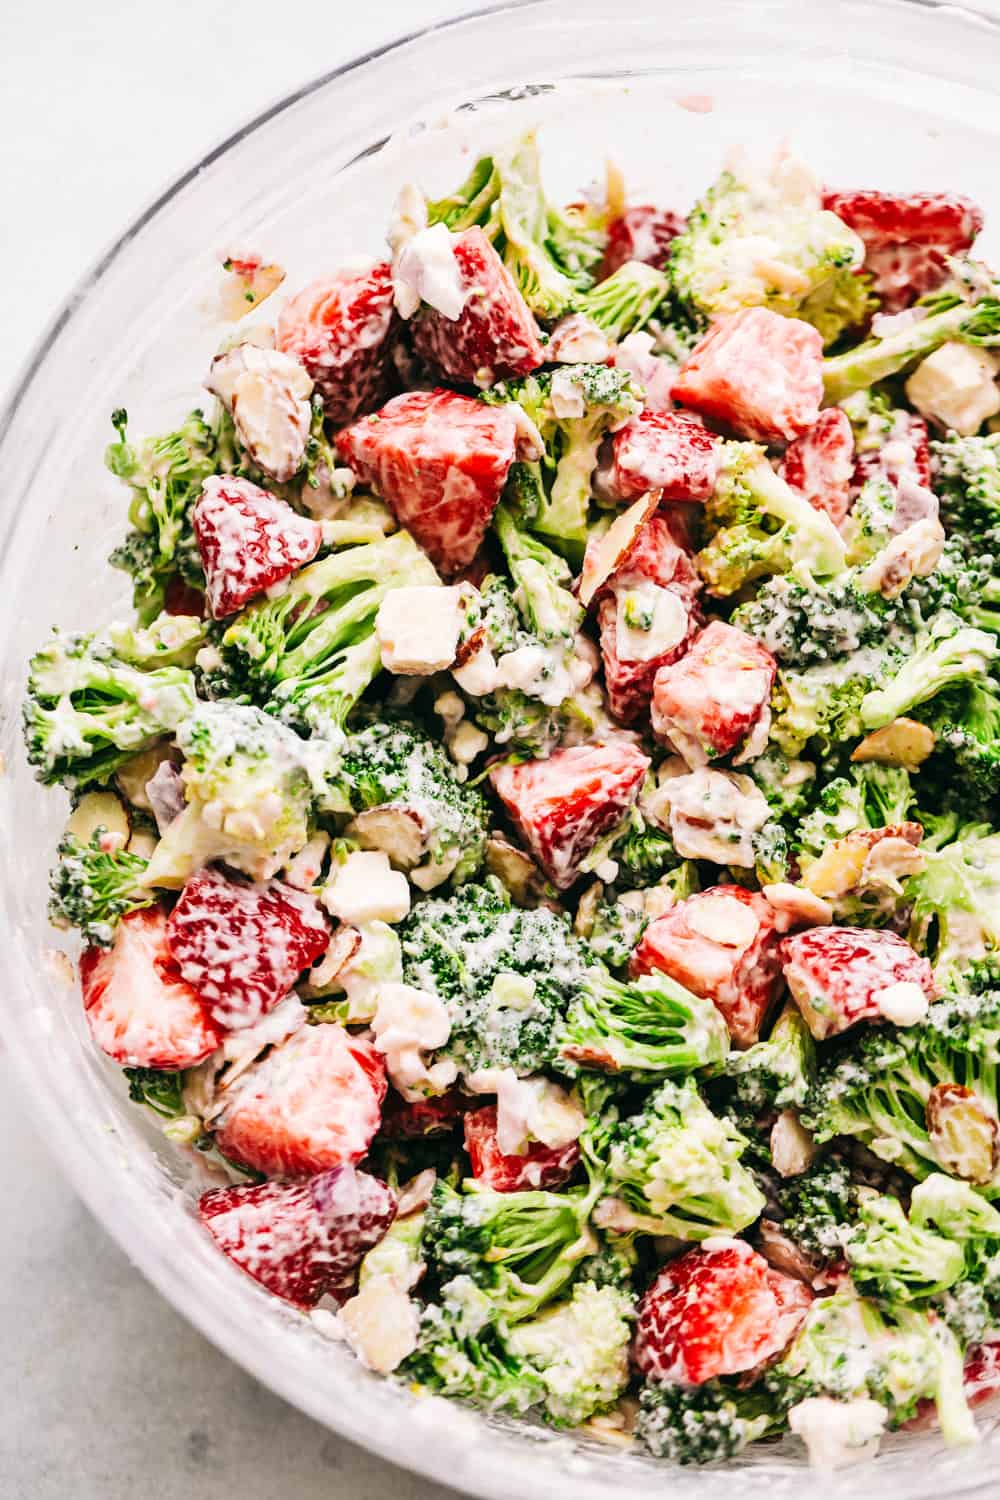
732, 569, 897, 667
596, 1078, 765, 1240
796, 764, 915, 863
769, 655, 879, 758
667, 164, 864, 322
574, 260, 671, 341
582, 892, 649, 971
933, 432, 1000, 545
218, 529, 438, 740
845, 1189, 966, 1303
106, 408, 217, 621
919, 681, 1000, 813
636, 1381, 777, 1465
824, 285, 1000, 402
554, 968, 731, 1080
907, 821, 1000, 985
337, 720, 487, 888
725, 1005, 816, 1113
907, 536, 1000, 636
748, 747, 817, 820
403, 1275, 546, 1413
859, 614, 999, 731
798, 266, 879, 348
697, 442, 846, 597
48, 833, 154, 946
124, 1067, 186, 1117
802, 987, 1000, 1186
908, 1175, 1000, 1343
505, 1280, 634, 1426
608, 805, 682, 886
105, 612, 208, 669
23, 631, 198, 788
776, 1156, 855, 1262
144, 701, 337, 887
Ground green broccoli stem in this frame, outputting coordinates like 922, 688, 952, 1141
575, 260, 671, 341
860, 625, 999, 730
823, 297, 1000, 402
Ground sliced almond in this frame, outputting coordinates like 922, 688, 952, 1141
573, 880, 604, 939
686, 894, 760, 949
851, 718, 936, 771
861, 836, 926, 889
801, 838, 869, 900
301, 925, 363, 997
578, 491, 659, 608
66, 791, 131, 848
348, 806, 430, 869
485, 835, 551, 909
396, 1168, 438, 1219
116, 741, 180, 812
927, 1083, 999, 1185
762, 882, 833, 932
219, 257, 286, 319
770, 1110, 817, 1178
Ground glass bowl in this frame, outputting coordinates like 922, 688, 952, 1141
3, 1, 1000, 1493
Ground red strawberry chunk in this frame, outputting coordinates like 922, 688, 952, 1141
609, 410, 722, 504
651, 620, 776, 764
408, 227, 544, 387
211, 1022, 386, 1178
276, 262, 396, 425
199, 1164, 396, 1309
166, 868, 330, 1031
81, 907, 223, 1070
464, 1105, 581, 1192
631, 885, 783, 1048
672, 308, 824, 444
779, 407, 855, 528
491, 741, 650, 890
601, 205, 686, 279
633, 1242, 812, 1386
863, 243, 954, 316
335, 388, 519, 575
780, 925, 936, 1040
163, 577, 206, 618
192, 476, 322, 620
381, 1087, 467, 1138
822, 190, 983, 314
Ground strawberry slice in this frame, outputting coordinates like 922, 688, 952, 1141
166, 867, 330, 1031
609, 410, 722, 504
822, 189, 984, 314
163, 577, 206, 618
779, 925, 936, 1040
672, 308, 824, 444
211, 1022, 387, 1178
633, 1242, 812, 1386
601, 205, 686, 279
335, 388, 520, 575
464, 1104, 580, 1192
409, 227, 545, 387
192, 476, 322, 620
491, 741, 650, 891
276, 262, 396, 425
631, 885, 783, 1048
381, 1087, 466, 1138
81, 906, 223, 1070
199, 1163, 396, 1308
780, 407, 855, 528
651, 620, 776, 764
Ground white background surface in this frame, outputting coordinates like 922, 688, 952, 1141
0, 3, 477, 1496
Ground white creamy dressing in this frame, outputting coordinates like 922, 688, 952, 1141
392, 223, 469, 320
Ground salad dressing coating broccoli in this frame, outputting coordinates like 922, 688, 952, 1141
49, 833, 154, 946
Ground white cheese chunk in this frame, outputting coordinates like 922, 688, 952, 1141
788, 1396, 887, 1470
464, 1068, 585, 1157
338, 1278, 421, 1374
322, 850, 411, 926
376, 585, 465, 675
905, 342, 1000, 436
371, 980, 457, 1100
392, 222, 468, 320
874, 979, 930, 1027
614, 582, 689, 663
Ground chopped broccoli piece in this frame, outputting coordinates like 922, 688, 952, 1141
777, 1155, 855, 1261
636, 1381, 777, 1464
506, 1280, 634, 1426
769, 654, 880, 758
48, 832, 154, 946
574, 259, 671, 341
403, 1275, 545, 1412
732, 570, 897, 667
845, 1189, 966, 1303
842, 475, 900, 566
824, 287, 1000, 402
798, 266, 879, 349
106, 408, 217, 621
860, 614, 999, 731
583, 892, 649, 970
608, 806, 682, 886
554, 968, 731, 1080
492, 501, 583, 651
725, 1005, 816, 1113
23, 630, 198, 788
907, 821, 1000, 985
124, 1066, 186, 1118
106, 612, 208, 669
933, 432, 1000, 545
796, 764, 916, 864
747, 747, 817, 821
920, 680, 1000, 812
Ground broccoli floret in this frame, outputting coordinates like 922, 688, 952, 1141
748, 747, 817, 820
798, 266, 879, 349
860, 614, 999, 731
636, 1381, 777, 1465
23, 631, 198, 788
733, 570, 897, 667
399, 880, 589, 1075
667, 163, 864, 322
769, 655, 879, 757
803, 988, 1000, 1186
143, 701, 337, 887
596, 1079, 765, 1240
796, 764, 916, 863
124, 1066, 188, 1118
696, 442, 846, 597
492, 501, 583, 651
845, 1189, 966, 1303
725, 1006, 816, 1113
106, 408, 217, 621
768, 1288, 976, 1444
485, 366, 640, 553
425, 130, 605, 318
403, 1275, 546, 1413
824, 286, 1000, 402
750, 820, 792, 886
909, 1175, 1000, 1342
48, 833, 154, 946
337, 720, 487, 888
907, 536, 1000, 636
933, 432, 1000, 544
574, 259, 671, 341
105, 612, 208, 669
218, 529, 438, 740
505, 1280, 634, 1426
777, 1156, 855, 1261
920, 681, 1000, 809
554, 968, 731, 1080
583, 893, 649, 971
423, 1179, 599, 1326
907, 821, 1000, 985
608, 806, 682, 886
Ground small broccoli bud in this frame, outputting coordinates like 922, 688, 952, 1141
725, 1005, 816, 1113
636, 1381, 776, 1464
933, 432, 1000, 544
506, 1281, 634, 1426
574, 259, 671, 342
860, 616, 999, 731
48, 833, 154, 946
845, 1190, 966, 1303
907, 821, 1000, 985
555, 968, 731, 1080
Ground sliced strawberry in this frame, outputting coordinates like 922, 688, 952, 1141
651, 620, 776, 764
491, 741, 650, 891
335, 388, 519, 575
672, 308, 824, 444
822, 189, 984, 314
211, 1022, 386, 1178
81, 907, 222, 1070
192, 475, 322, 620
601, 205, 686, 279
634, 1242, 812, 1386
163, 577, 207, 618
381, 1087, 467, 1138
199, 1164, 396, 1308
609, 410, 722, 504
166, 867, 330, 1031
409, 227, 545, 387
463, 1105, 580, 1192
631, 885, 783, 1048
779, 925, 936, 1040
779, 407, 855, 528
275, 262, 396, 426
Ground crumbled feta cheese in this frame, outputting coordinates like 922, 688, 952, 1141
392, 222, 468, 320
371, 981, 457, 1099
612, 331, 677, 412
905, 342, 1000, 436
452, 643, 499, 697
387, 182, 429, 259
376, 585, 466, 675
655, 768, 770, 867
206, 343, 313, 483
788, 1396, 887, 1470
614, 581, 689, 662
322, 851, 411, 925
449, 720, 488, 766
875, 979, 930, 1027
547, 313, 613, 364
